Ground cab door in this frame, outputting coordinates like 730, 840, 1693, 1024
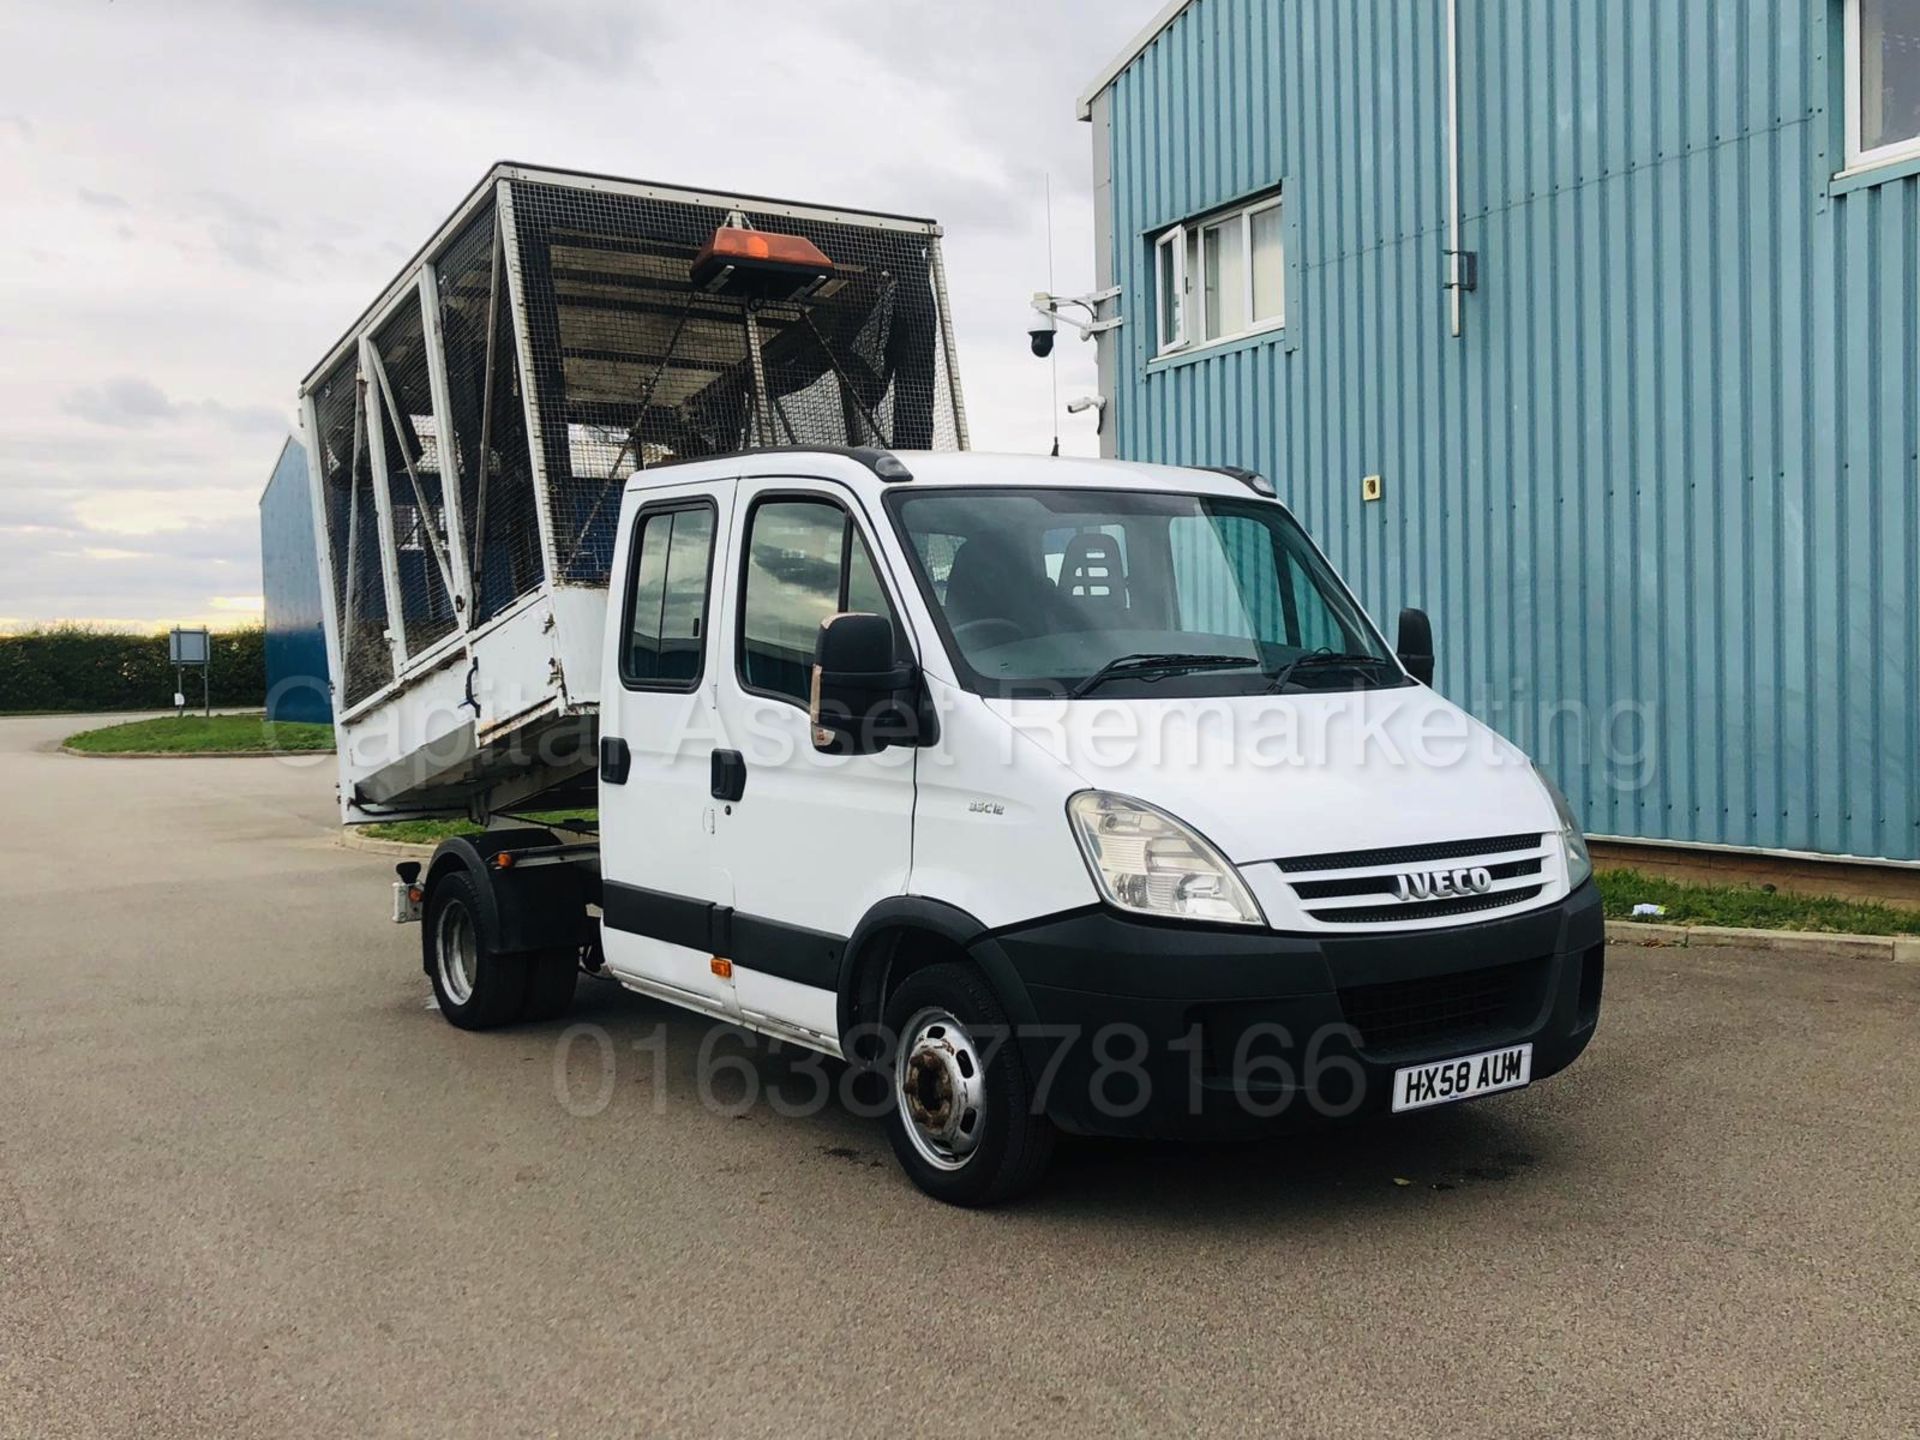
597, 479, 738, 1018
709, 478, 918, 1050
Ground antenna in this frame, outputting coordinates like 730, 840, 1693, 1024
1046, 173, 1060, 457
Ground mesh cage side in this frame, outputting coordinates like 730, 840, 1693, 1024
311, 355, 393, 708
929, 278, 962, 446
506, 180, 959, 586
369, 293, 459, 656
435, 204, 546, 625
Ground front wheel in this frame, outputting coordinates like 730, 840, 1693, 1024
882, 962, 1054, 1206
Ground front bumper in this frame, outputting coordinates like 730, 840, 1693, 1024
972, 881, 1605, 1139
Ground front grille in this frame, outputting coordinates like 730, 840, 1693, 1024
1293, 857, 1542, 901
1271, 832, 1552, 927
1274, 833, 1541, 874
1325, 886, 1547, 926
1339, 959, 1545, 1053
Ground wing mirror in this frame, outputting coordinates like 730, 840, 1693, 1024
811, 613, 925, 754
1396, 608, 1435, 686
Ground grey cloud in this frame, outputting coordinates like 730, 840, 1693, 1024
199, 401, 291, 434
203, 0, 665, 66
836, 0, 1130, 110
2, 115, 30, 141
0, 528, 258, 622
869, 163, 1031, 241
78, 187, 130, 211
142, 519, 259, 566
0, 431, 261, 489
828, 1, 1129, 241
191, 189, 283, 273
60, 377, 291, 435
63, 376, 177, 428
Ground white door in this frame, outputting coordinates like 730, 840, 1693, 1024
598, 480, 738, 1018
709, 479, 919, 1049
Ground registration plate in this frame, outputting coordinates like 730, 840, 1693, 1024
1391, 1043, 1533, 1113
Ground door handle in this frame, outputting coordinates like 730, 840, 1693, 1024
600, 736, 631, 785
710, 749, 746, 802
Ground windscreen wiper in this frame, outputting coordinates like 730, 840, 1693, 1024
1069, 652, 1261, 699
1265, 649, 1400, 694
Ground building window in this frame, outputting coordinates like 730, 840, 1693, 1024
1153, 190, 1284, 356
1847, 0, 1920, 169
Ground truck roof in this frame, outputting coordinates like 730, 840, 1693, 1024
626, 448, 1272, 502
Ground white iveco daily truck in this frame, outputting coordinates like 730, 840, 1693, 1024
303, 164, 1602, 1205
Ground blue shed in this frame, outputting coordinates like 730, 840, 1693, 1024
259, 437, 333, 725
1078, 0, 1920, 869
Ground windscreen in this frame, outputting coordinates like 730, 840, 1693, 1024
889, 487, 1401, 698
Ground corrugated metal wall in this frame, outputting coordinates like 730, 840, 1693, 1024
1100, 0, 1920, 862
259, 438, 334, 726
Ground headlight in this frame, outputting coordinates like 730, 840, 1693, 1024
1066, 791, 1264, 926
1538, 769, 1593, 889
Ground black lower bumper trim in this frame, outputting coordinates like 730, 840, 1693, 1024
974, 882, 1605, 1139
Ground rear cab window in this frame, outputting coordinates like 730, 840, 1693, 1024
621, 500, 717, 689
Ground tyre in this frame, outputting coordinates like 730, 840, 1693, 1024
882, 962, 1055, 1206
425, 872, 529, 1029
521, 948, 579, 1022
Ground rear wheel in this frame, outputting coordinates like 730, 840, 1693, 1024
425, 872, 529, 1029
882, 962, 1054, 1206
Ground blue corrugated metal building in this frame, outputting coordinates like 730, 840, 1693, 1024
259, 437, 334, 726
1078, 0, 1920, 866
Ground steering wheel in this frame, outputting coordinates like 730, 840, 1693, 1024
951, 617, 1026, 651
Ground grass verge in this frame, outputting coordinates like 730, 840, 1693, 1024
1597, 868, 1920, 936
65, 714, 334, 755
358, 809, 597, 846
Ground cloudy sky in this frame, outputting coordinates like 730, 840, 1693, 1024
0, 0, 1143, 631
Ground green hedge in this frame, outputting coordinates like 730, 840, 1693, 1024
0, 626, 266, 713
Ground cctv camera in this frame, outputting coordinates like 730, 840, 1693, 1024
1029, 325, 1056, 359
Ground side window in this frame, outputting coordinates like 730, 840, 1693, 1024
740, 497, 903, 705
622, 503, 715, 688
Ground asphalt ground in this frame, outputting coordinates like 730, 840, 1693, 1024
1, 713, 1915, 1437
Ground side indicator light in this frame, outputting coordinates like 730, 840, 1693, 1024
710, 957, 734, 979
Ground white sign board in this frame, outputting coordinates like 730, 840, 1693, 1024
169, 627, 210, 666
